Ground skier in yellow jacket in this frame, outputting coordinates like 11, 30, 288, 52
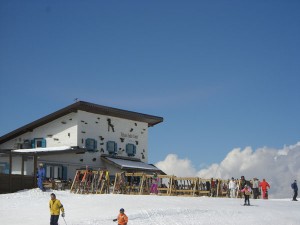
49, 193, 65, 225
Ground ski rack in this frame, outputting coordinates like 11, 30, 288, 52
70, 169, 110, 194
113, 172, 149, 195
70, 171, 253, 198
112, 174, 232, 197
156, 175, 173, 196
170, 177, 198, 196
112, 173, 174, 195
194, 178, 211, 196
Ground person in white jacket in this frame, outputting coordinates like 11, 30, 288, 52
228, 177, 237, 198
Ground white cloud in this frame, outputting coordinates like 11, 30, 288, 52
155, 142, 300, 198
155, 154, 197, 177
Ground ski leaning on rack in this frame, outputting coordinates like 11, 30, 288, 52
70, 168, 110, 194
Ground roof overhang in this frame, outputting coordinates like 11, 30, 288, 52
0, 101, 163, 144
0, 146, 86, 156
101, 156, 165, 174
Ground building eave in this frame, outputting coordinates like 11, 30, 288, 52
0, 146, 86, 156
0, 101, 163, 144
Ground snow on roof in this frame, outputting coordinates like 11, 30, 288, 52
12, 146, 73, 153
105, 157, 159, 170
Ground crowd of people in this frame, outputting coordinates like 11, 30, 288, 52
225, 176, 270, 203
224, 176, 298, 205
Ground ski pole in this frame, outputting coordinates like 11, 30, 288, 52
62, 216, 68, 225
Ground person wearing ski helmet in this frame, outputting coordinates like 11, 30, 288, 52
49, 193, 65, 225
113, 208, 128, 225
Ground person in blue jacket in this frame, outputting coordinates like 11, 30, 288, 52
37, 163, 46, 191
291, 180, 298, 201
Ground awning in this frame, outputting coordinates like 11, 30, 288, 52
102, 156, 163, 173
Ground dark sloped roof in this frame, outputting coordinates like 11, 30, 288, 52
101, 155, 166, 174
0, 101, 163, 144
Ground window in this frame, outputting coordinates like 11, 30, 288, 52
45, 164, 67, 180
126, 143, 136, 157
22, 140, 32, 149
31, 138, 46, 148
85, 138, 97, 152
0, 162, 9, 174
106, 141, 117, 155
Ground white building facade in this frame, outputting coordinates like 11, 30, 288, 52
0, 101, 163, 180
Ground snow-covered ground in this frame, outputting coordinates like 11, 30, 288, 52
0, 189, 299, 225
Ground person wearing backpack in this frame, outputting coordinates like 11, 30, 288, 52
240, 184, 252, 206
291, 180, 298, 201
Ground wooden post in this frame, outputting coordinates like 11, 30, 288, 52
21, 155, 25, 188
9, 151, 12, 193
112, 173, 119, 194
33, 155, 37, 188
70, 170, 79, 193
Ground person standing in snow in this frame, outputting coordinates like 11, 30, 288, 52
113, 208, 128, 225
252, 178, 260, 199
49, 193, 65, 225
238, 176, 247, 198
210, 178, 217, 197
239, 176, 247, 189
37, 163, 45, 191
240, 184, 252, 205
291, 180, 298, 201
150, 172, 159, 195
229, 177, 237, 198
259, 178, 270, 199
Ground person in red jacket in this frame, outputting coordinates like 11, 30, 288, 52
113, 208, 128, 225
259, 179, 270, 199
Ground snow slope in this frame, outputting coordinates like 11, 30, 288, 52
0, 189, 299, 225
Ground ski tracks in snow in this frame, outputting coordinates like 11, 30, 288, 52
128, 208, 211, 225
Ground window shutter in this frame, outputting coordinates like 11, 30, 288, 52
31, 140, 35, 148
114, 142, 117, 154
4, 162, 9, 174
62, 166, 68, 180
86, 139, 90, 150
107, 141, 114, 154
133, 145, 136, 156
41, 139, 46, 148
94, 140, 97, 150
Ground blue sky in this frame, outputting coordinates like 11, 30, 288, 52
1, 1, 300, 169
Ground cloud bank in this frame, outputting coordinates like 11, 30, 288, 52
155, 142, 300, 198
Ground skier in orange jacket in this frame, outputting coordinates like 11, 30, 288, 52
113, 208, 128, 225
259, 179, 270, 199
